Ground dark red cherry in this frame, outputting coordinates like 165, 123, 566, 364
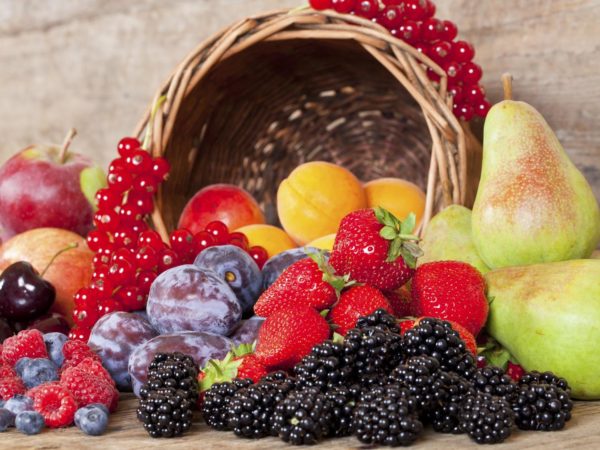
0, 262, 55, 321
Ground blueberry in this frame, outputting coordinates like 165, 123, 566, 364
75, 404, 109, 436
43, 332, 68, 367
20, 358, 59, 389
0, 408, 15, 431
261, 247, 327, 289
14, 357, 32, 377
15, 411, 44, 435
4, 395, 33, 415
194, 245, 263, 316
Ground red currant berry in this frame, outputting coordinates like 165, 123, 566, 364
454, 102, 475, 121
95, 188, 122, 210
331, 0, 354, 13
108, 158, 126, 175
117, 137, 141, 157
397, 20, 421, 45
379, 5, 403, 30
111, 247, 136, 265
463, 84, 485, 104
90, 281, 112, 300
309, 0, 332, 10
93, 209, 120, 233
92, 263, 110, 282
169, 228, 194, 255
129, 220, 147, 236
404, 0, 428, 21
158, 249, 180, 272
126, 190, 154, 215
420, 18, 443, 42
132, 175, 160, 195
474, 100, 491, 118
205, 221, 229, 245
426, 67, 441, 83
451, 40, 475, 63
138, 230, 165, 250
460, 61, 483, 85
107, 169, 133, 193
108, 260, 135, 286
115, 286, 145, 311
441, 20, 458, 41
354, 0, 379, 19
113, 229, 137, 249
92, 253, 111, 268
68, 326, 91, 342
448, 85, 464, 104
119, 204, 143, 225
97, 299, 121, 317
423, 0, 435, 18
413, 43, 429, 54
248, 246, 269, 269
382, 0, 403, 4
72, 306, 99, 328
136, 246, 158, 270
192, 231, 215, 254
429, 40, 452, 65
74, 287, 96, 308
442, 60, 462, 86
227, 232, 249, 251
86, 231, 112, 252
136, 270, 157, 295
150, 157, 170, 181
124, 149, 152, 175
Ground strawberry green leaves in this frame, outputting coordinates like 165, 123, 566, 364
308, 250, 356, 297
374, 207, 423, 268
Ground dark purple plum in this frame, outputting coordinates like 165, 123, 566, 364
0, 317, 13, 343
229, 316, 265, 346
261, 247, 328, 289
89, 312, 158, 391
128, 331, 232, 396
147, 264, 241, 336
194, 245, 262, 316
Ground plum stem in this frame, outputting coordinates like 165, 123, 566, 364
502, 73, 513, 100
40, 242, 79, 277
59, 128, 77, 164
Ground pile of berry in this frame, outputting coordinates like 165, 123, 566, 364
308, 0, 490, 120
74, 137, 267, 341
0, 329, 116, 435
201, 312, 573, 446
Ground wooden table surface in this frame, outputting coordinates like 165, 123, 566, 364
2, 394, 599, 449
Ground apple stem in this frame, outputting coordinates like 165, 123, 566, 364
40, 242, 79, 277
502, 73, 513, 100
141, 95, 167, 151
59, 128, 77, 164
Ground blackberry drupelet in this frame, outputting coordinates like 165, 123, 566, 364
427, 372, 474, 434
227, 378, 296, 439
136, 387, 195, 438
344, 325, 403, 387
402, 318, 476, 379
356, 308, 400, 334
261, 370, 293, 383
459, 392, 514, 444
519, 371, 571, 393
271, 387, 334, 445
512, 383, 573, 431
202, 379, 253, 430
294, 341, 354, 390
472, 366, 517, 401
353, 384, 423, 446
324, 384, 361, 437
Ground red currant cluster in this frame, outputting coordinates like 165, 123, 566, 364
308, 0, 490, 120
71, 137, 268, 341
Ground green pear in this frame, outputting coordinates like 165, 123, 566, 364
486, 259, 600, 399
472, 75, 600, 269
418, 205, 490, 274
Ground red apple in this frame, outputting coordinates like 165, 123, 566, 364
0, 228, 94, 325
178, 184, 265, 234
0, 129, 105, 240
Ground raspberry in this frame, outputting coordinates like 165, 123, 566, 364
0, 365, 17, 379
61, 367, 118, 411
32, 383, 77, 428
0, 376, 26, 400
2, 330, 48, 367
73, 357, 115, 387
62, 339, 98, 362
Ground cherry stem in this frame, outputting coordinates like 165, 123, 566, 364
40, 242, 79, 277
502, 73, 513, 100
59, 128, 77, 164
142, 95, 167, 152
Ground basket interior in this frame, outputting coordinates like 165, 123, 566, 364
161, 38, 432, 229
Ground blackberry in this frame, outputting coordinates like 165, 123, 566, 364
459, 392, 514, 444
519, 371, 571, 393
402, 318, 476, 379
140, 352, 199, 402
261, 370, 293, 383
202, 379, 252, 430
356, 308, 400, 334
226, 378, 296, 438
294, 341, 354, 390
427, 373, 474, 434
353, 384, 423, 446
512, 383, 573, 431
271, 387, 334, 445
136, 387, 195, 438
324, 384, 361, 437
344, 325, 403, 387
472, 366, 517, 401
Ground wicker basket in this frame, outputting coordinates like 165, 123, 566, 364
134, 8, 482, 241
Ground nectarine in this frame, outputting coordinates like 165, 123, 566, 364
364, 178, 425, 227
235, 224, 296, 258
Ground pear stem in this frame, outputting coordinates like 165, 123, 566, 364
59, 128, 77, 164
502, 73, 513, 100
40, 242, 78, 277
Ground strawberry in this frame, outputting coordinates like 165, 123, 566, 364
329, 208, 422, 291
236, 354, 268, 382
411, 261, 488, 336
383, 285, 413, 317
254, 254, 348, 317
255, 305, 330, 370
328, 285, 393, 335
399, 316, 478, 355
506, 362, 525, 382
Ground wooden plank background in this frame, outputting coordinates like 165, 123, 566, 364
0, 0, 599, 201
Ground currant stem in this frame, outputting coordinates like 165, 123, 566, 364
40, 242, 79, 277
59, 128, 77, 164
502, 73, 513, 101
